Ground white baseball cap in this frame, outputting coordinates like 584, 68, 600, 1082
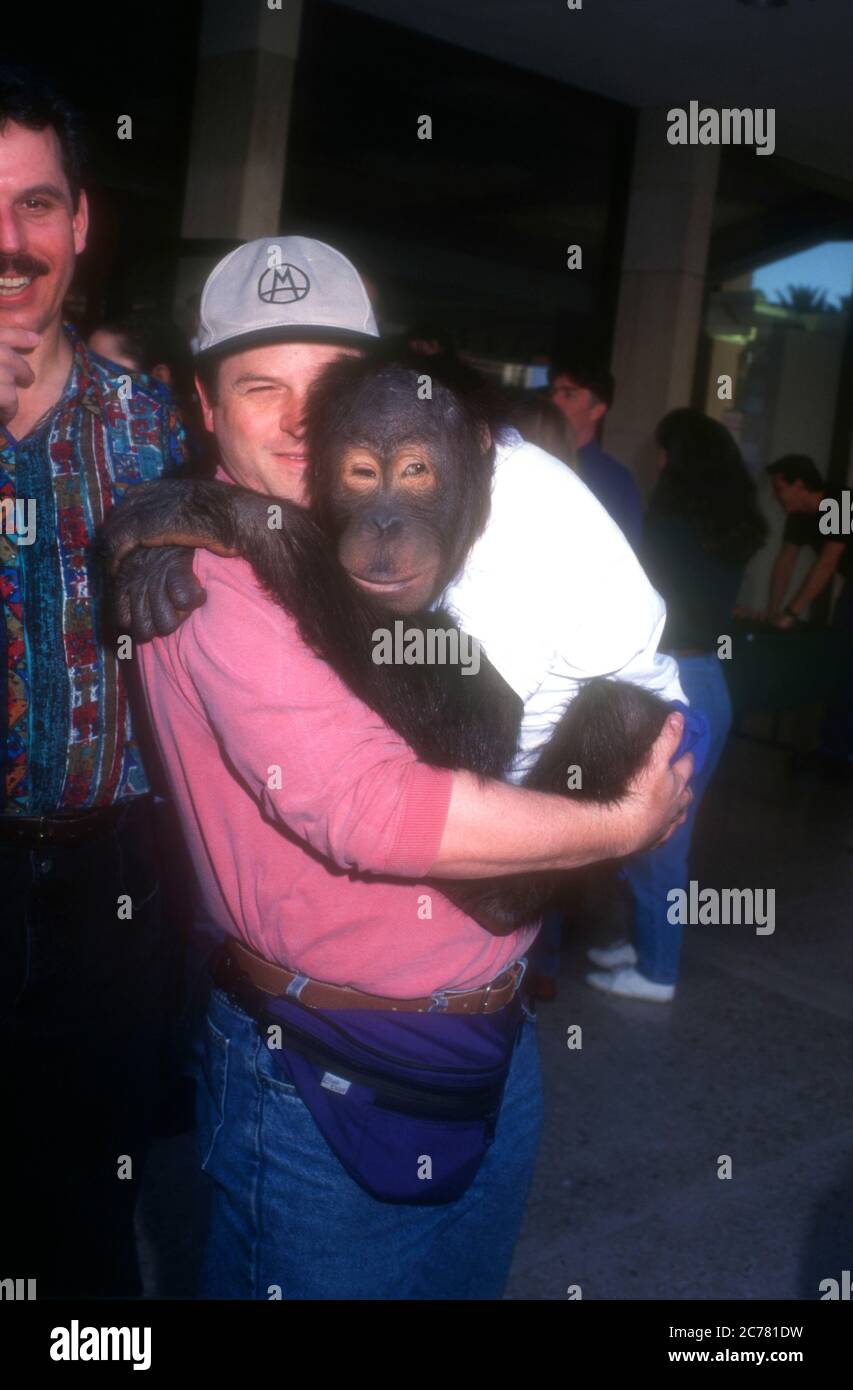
195, 235, 379, 358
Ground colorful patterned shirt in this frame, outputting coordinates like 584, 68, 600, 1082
0, 324, 187, 815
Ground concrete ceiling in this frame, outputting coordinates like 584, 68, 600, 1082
339, 0, 853, 191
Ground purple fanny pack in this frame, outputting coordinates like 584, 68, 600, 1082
259, 988, 525, 1206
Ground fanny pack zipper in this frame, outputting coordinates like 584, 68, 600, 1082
262, 993, 520, 1080
264, 1011, 507, 1116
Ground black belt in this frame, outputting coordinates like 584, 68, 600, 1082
0, 795, 152, 848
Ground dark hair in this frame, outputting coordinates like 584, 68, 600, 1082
91, 315, 194, 401
406, 321, 455, 355
505, 390, 577, 469
766, 453, 825, 491
193, 352, 221, 404
92, 315, 183, 368
0, 65, 86, 208
548, 351, 615, 409
649, 408, 767, 565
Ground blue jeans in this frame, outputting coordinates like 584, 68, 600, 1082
529, 909, 563, 978
196, 984, 543, 1299
623, 654, 733, 985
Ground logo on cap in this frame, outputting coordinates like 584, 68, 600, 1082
257, 263, 311, 305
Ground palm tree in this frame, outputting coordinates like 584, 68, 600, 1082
775, 285, 831, 313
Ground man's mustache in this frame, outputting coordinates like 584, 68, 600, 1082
0, 253, 50, 278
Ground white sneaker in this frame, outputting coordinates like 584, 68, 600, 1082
586, 966, 675, 1002
586, 940, 638, 970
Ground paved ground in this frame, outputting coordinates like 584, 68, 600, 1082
136, 734, 853, 1300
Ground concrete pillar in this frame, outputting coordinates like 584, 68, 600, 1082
181, 0, 304, 242
604, 109, 720, 492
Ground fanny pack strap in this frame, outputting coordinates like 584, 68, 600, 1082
263, 1009, 512, 1120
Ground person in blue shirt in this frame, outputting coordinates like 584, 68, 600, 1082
548, 350, 643, 550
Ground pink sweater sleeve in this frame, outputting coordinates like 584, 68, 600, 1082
177, 552, 453, 878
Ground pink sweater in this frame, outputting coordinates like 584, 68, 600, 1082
137, 547, 537, 997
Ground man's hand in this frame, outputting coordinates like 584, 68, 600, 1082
113, 546, 207, 640
0, 328, 40, 425
613, 712, 693, 857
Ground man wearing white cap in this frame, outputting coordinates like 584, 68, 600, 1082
109, 236, 691, 1300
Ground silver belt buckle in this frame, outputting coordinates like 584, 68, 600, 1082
481, 957, 526, 1013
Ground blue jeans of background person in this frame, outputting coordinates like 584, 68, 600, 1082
196, 983, 544, 1300
623, 654, 733, 986
529, 908, 563, 978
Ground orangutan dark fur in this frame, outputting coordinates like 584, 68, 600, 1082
101, 357, 671, 934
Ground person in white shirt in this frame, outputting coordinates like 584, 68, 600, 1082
437, 425, 685, 1003
440, 428, 684, 783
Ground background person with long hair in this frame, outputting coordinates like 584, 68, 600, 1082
587, 409, 768, 1001
506, 389, 578, 473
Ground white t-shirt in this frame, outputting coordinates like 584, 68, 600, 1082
438, 430, 685, 784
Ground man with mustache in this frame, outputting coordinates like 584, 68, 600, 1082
0, 67, 188, 1296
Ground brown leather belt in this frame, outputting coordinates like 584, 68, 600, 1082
222, 938, 525, 1015
0, 798, 146, 848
